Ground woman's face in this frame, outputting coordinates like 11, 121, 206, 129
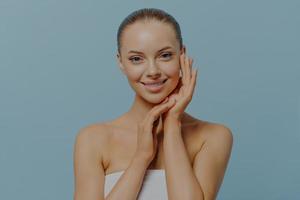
117, 20, 185, 104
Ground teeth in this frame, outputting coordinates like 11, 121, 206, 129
146, 82, 163, 86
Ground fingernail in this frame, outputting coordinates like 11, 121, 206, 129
163, 97, 169, 103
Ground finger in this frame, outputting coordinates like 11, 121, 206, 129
149, 104, 172, 132
152, 99, 175, 118
160, 96, 169, 104
145, 100, 174, 131
189, 58, 194, 79
175, 78, 182, 92
187, 68, 198, 100
179, 84, 184, 96
185, 56, 191, 84
142, 99, 168, 127
153, 115, 163, 136
168, 77, 182, 97
180, 53, 187, 84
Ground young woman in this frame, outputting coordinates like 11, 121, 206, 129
73, 8, 233, 200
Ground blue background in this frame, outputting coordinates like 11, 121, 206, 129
0, 0, 299, 199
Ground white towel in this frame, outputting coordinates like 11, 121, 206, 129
104, 169, 168, 199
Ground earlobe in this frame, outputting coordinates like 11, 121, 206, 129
118, 63, 126, 75
119, 64, 126, 75
117, 53, 126, 75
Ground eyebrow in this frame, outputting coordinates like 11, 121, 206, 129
128, 46, 173, 54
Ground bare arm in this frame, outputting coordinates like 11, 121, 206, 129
73, 125, 151, 200
73, 125, 106, 200
161, 52, 233, 199
105, 155, 149, 200
74, 98, 173, 199
106, 98, 175, 199
163, 118, 204, 200
163, 120, 233, 200
192, 124, 233, 200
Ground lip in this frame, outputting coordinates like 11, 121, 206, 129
140, 79, 168, 92
141, 79, 168, 85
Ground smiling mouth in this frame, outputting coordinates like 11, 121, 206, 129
141, 79, 168, 86
140, 79, 168, 92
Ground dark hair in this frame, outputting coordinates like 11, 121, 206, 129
117, 8, 183, 55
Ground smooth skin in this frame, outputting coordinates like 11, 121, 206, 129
73, 20, 233, 200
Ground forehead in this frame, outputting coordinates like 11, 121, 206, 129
121, 20, 179, 53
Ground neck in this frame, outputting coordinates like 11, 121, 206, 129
126, 95, 156, 124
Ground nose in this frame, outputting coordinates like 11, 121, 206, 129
146, 60, 161, 78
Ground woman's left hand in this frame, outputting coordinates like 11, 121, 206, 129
162, 52, 198, 123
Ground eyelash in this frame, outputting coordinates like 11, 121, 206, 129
129, 52, 173, 63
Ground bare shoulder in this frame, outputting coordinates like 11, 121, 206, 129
74, 122, 112, 166
202, 121, 233, 144
194, 119, 234, 154
77, 122, 111, 137
75, 122, 110, 147
185, 114, 233, 149
73, 123, 112, 199
191, 119, 234, 199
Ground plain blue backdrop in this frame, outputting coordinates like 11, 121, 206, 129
0, 0, 299, 199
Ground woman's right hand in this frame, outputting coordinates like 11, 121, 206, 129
135, 97, 176, 165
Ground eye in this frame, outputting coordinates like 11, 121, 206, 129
129, 56, 143, 64
161, 52, 172, 59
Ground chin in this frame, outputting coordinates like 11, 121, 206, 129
138, 86, 172, 105
140, 93, 167, 104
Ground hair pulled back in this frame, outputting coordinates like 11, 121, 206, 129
117, 8, 183, 54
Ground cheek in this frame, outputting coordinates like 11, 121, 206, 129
125, 67, 144, 81
162, 61, 180, 77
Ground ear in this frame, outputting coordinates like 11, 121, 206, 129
117, 53, 126, 75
